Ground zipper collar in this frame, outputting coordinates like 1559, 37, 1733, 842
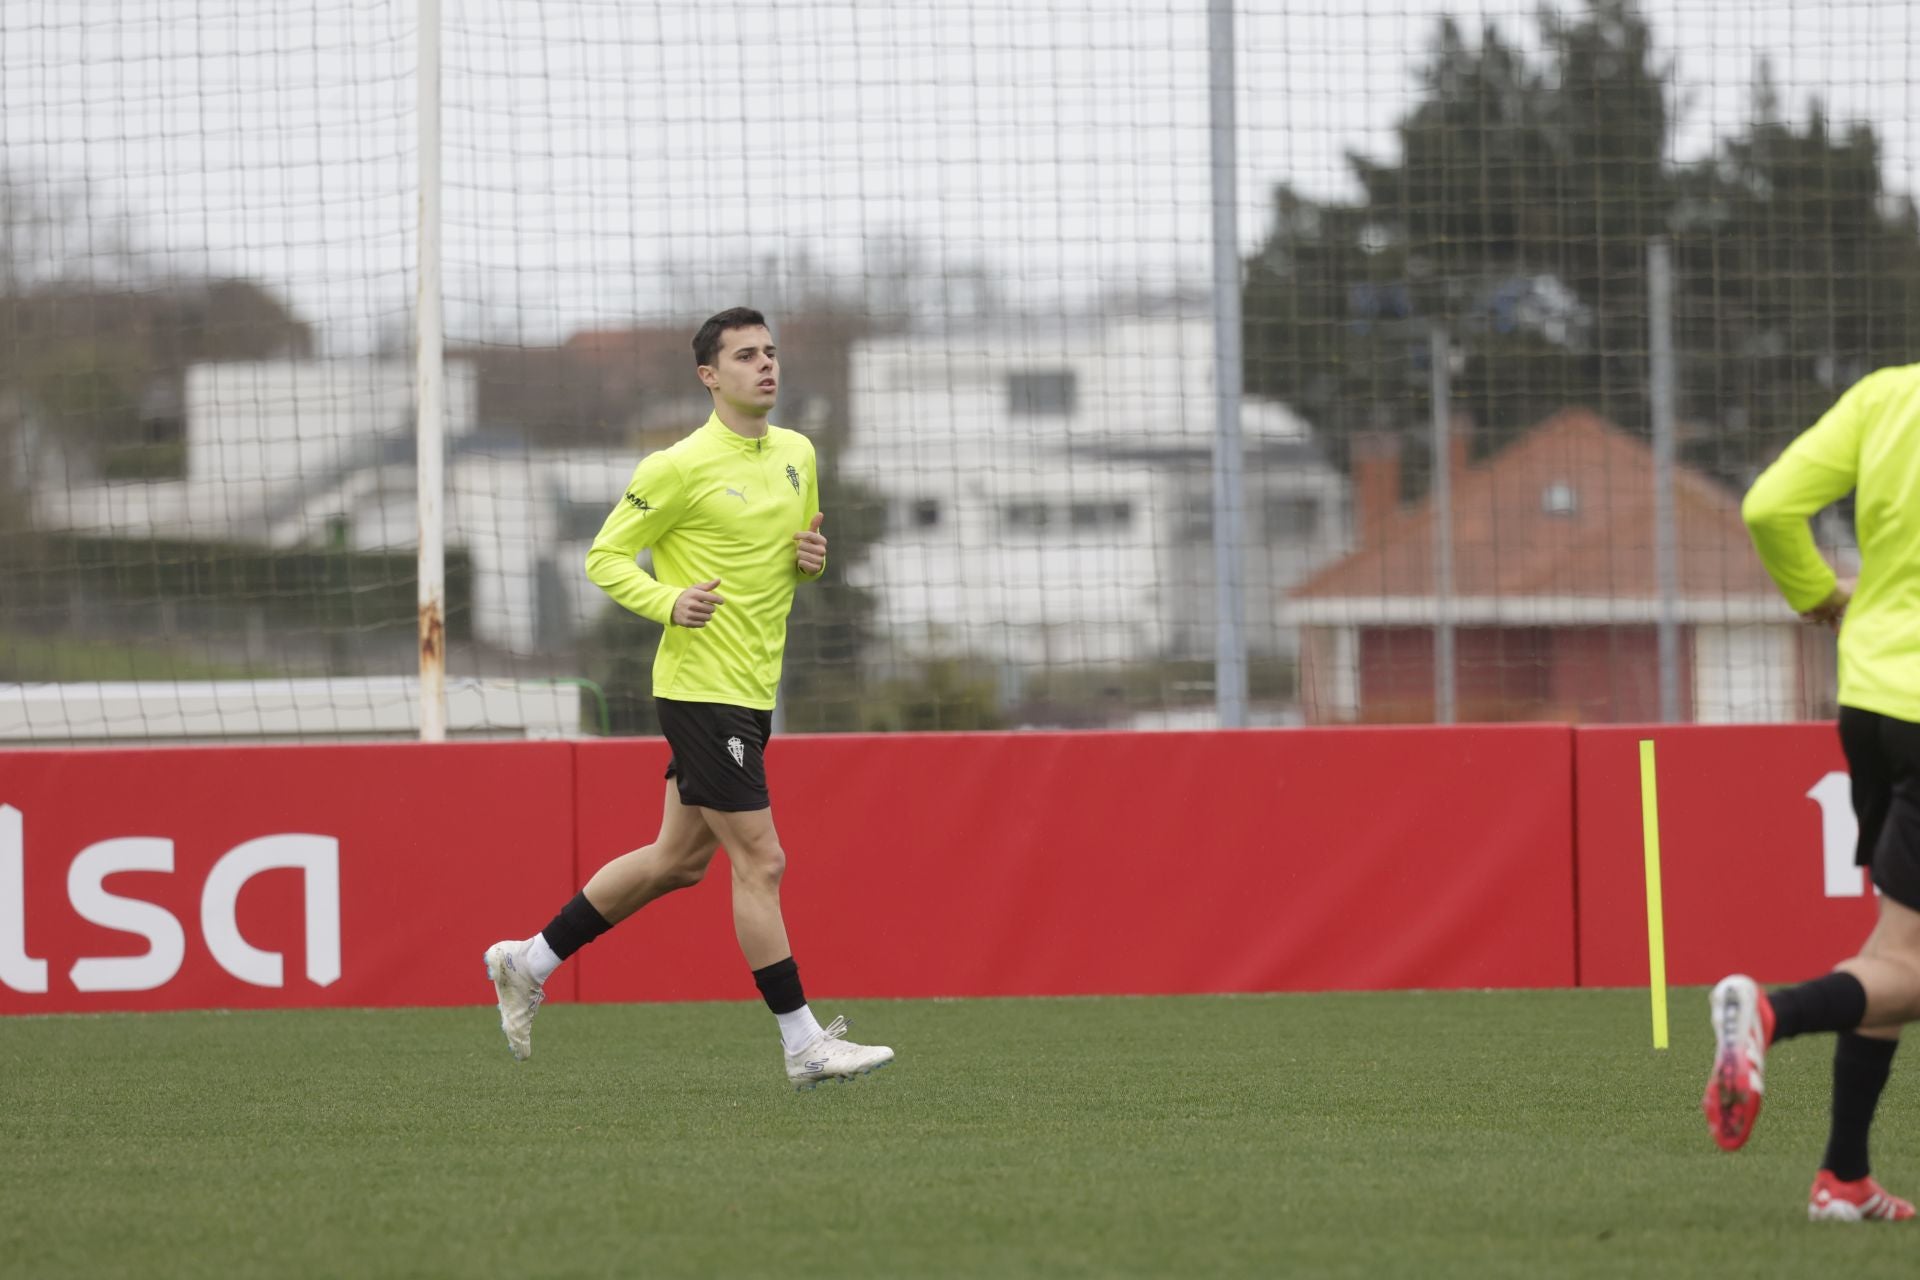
701, 411, 773, 453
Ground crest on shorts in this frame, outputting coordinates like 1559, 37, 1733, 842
726, 736, 745, 767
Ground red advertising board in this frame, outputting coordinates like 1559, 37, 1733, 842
1573, 724, 1877, 988
0, 743, 577, 1014
573, 726, 1578, 1003
0, 723, 1600, 1014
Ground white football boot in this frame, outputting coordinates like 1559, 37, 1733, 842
784, 1015, 893, 1090
484, 940, 545, 1062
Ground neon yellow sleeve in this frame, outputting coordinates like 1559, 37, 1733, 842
800, 442, 826, 583
585, 450, 686, 625
1741, 376, 1875, 613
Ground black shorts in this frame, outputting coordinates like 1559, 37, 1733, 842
1839, 706, 1920, 911
657, 698, 774, 813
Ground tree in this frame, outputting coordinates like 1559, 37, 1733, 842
1245, 2, 1674, 470
0, 169, 314, 480
1671, 66, 1920, 476
0, 171, 135, 295
1245, 3, 1920, 492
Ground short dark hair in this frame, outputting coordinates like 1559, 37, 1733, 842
692, 307, 769, 367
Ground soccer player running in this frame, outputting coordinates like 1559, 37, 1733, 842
485, 307, 893, 1090
1705, 361, 1920, 1220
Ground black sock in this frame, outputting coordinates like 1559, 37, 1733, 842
539, 891, 613, 961
752, 955, 806, 1015
1769, 972, 1868, 1042
1822, 1033, 1898, 1181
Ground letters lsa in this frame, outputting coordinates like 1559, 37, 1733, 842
0, 804, 341, 994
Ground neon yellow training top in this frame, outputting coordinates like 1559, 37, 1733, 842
1743, 362, 1920, 724
585, 413, 824, 710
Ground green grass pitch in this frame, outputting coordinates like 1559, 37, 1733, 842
2, 990, 1914, 1278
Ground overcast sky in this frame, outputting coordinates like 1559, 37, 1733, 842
4, 0, 1916, 351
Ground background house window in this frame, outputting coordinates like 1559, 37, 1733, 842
1002, 500, 1051, 531
1069, 500, 1133, 531
563, 501, 611, 540
1007, 370, 1077, 417
1182, 505, 1212, 541
1263, 496, 1320, 539
911, 498, 942, 529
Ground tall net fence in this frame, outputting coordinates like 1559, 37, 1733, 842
2, 0, 1915, 743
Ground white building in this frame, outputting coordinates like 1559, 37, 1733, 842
28, 361, 470, 543
25, 359, 636, 655
843, 316, 1348, 673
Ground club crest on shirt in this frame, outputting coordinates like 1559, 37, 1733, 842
726, 736, 745, 767
785, 464, 801, 493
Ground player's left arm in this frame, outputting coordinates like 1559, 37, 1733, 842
1742, 373, 1876, 615
794, 444, 827, 581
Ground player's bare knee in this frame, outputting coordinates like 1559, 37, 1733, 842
732, 843, 786, 890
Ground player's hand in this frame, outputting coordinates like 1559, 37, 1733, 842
1801, 578, 1853, 630
795, 512, 827, 575
672, 579, 724, 627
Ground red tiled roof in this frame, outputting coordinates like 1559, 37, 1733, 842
1293, 408, 1777, 600
563, 327, 688, 366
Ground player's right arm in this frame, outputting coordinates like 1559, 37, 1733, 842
1742, 372, 1879, 614
585, 451, 690, 625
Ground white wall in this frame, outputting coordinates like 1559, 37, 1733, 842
32, 360, 478, 545
0, 677, 586, 742
1693, 623, 1801, 723
187, 359, 476, 495
854, 467, 1170, 666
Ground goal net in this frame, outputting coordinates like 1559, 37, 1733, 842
4, 1, 1914, 741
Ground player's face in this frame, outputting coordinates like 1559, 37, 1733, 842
699, 326, 778, 414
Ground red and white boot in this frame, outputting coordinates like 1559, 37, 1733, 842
1702, 974, 1774, 1151
1809, 1170, 1916, 1222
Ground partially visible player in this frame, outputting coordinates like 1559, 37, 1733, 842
1705, 361, 1920, 1221
483, 307, 892, 1090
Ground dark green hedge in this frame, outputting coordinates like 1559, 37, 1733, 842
0, 533, 472, 638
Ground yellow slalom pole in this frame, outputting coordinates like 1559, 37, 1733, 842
1639, 739, 1670, 1050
